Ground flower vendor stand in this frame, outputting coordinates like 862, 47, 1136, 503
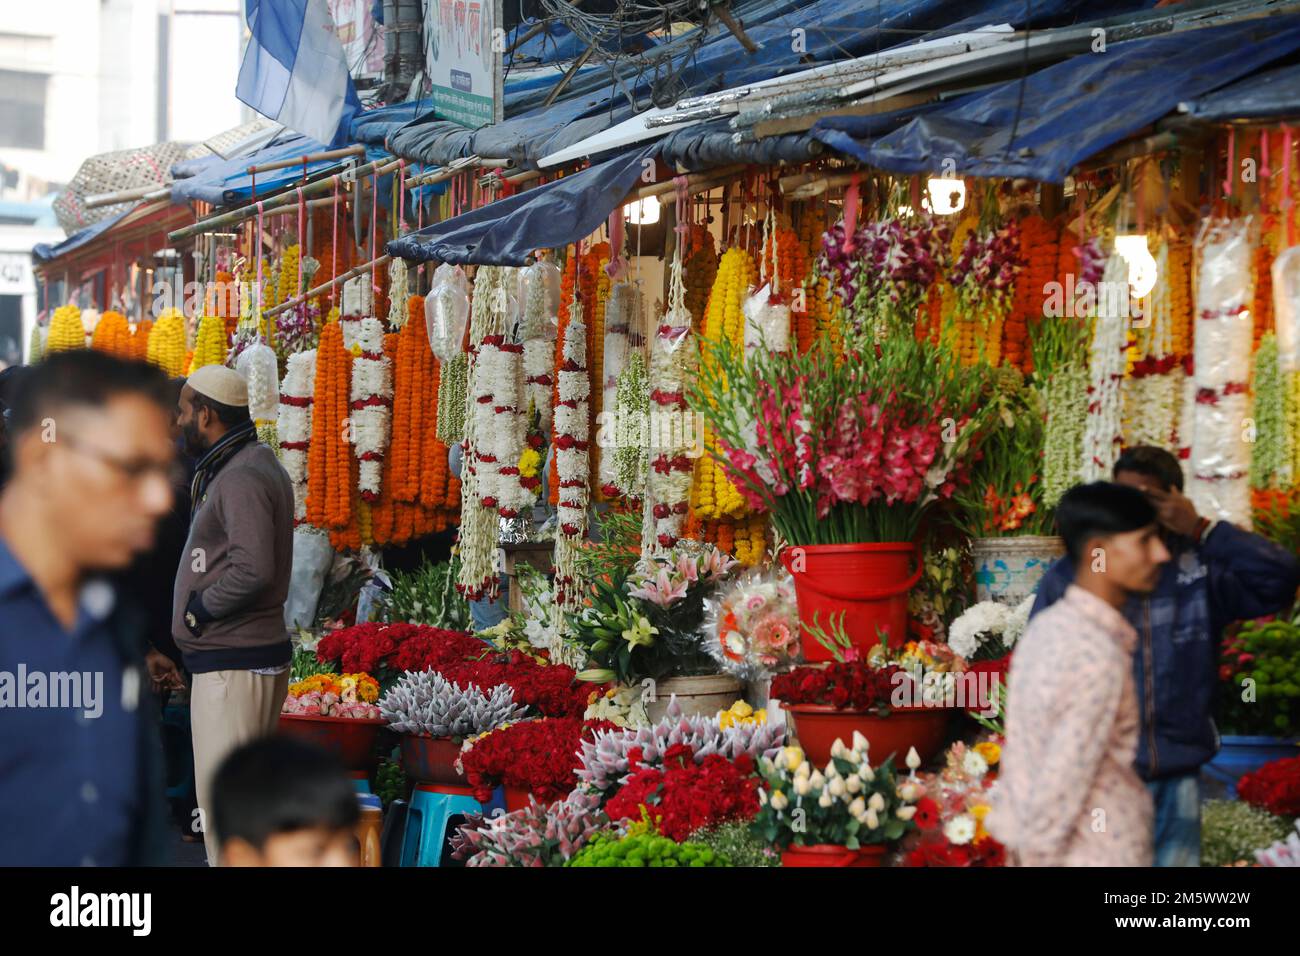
784, 702, 950, 771
645, 677, 745, 723
780, 542, 923, 659
970, 536, 1064, 604
278, 714, 387, 772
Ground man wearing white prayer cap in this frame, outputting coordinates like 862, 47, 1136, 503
173, 363, 294, 865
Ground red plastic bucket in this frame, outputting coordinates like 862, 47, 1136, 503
781, 844, 887, 867
399, 734, 465, 786
780, 543, 922, 660
783, 702, 952, 769
277, 714, 386, 771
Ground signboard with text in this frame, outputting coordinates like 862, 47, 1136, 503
423, 0, 503, 129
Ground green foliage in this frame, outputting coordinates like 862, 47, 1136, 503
382, 556, 469, 630
689, 821, 780, 867
374, 759, 408, 808
1218, 616, 1300, 736
290, 641, 335, 682
1201, 799, 1293, 867
573, 510, 643, 583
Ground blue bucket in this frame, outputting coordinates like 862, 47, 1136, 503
1203, 735, 1300, 797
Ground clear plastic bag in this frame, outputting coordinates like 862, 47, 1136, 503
742, 282, 791, 353
700, 568, 801, 682
283, 528, 334, 630
235, 341, 280, 422
425, 275, 470, 360
520, 258, 562, 340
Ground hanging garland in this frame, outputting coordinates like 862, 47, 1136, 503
1122, 238, 1180, 450
189, 314, 228, 373
1252, 331, 1291, 489
278, 349, 317, 523
91, 310, 132, 358
305, 319, 353, 531
350, 317, 393, 503
553, 308, 591, 607
1008, 214, 1059, 373
612, 348, 649, 499
46, 304, 84, 353
597, 280, 637, 499
683, 222, 718, 332
145, 308, 187, 375
1080, 252, 1129, 482
649, 245, 696, 551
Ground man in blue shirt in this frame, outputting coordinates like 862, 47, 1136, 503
1031, 446, 1300, 866
0, 351, 177, 865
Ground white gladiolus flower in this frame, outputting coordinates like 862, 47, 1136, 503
944, 815, 976, 845
795, 761, 811, 779
858, 764, 875, 782
771, 790, 789, 811
830, 739, 846, 759
867, 792, 885, 813
828, 776, 846, 798
824, 761, 838, 779
896, 805, 917, 821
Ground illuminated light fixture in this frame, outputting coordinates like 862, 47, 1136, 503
625, 195, 660, 225
926, 177, 966, 215
1114, 233, 1158, 299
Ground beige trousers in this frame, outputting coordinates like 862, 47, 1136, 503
190, 668, 291, 866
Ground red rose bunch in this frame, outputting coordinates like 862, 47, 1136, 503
438, 651, 599, 719
461, 718, 616, 803
771, 662, 906, 711
604, 745, 759, 842
904, 836, 1005, 868
1237, 756, 1300, 818
315, 622, 483, 686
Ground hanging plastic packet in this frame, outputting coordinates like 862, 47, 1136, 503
424, 264, 470, 360
235, 340, 281, 422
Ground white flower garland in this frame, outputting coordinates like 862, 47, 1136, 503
598, 281, 637, 495
340, 275, 372, 349
477, 332, 530, 518
1081, 253, 1129, 482
278, 349, 317, 522
457, 266, 511, 601
1122, 240, 1179, 449
349, 317, 392, 502
553, 307, 590, 610
1190, 217, 1254, 525
647, 248, 696, 552
386, 258, 409, 328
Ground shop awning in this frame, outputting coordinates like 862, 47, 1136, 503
837, 14, 1300, 183
1181, 62, 1300, 123
386, 146, 656, 266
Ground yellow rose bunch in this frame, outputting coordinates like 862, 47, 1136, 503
189, 314, 228, 372
46, 304, 86, 353
719, 699, 766, 728
146, 309, 188, 377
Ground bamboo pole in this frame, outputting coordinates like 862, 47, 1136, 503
84, 183, 172, 209
263, 253, 392, 318
246, 144, 365, 175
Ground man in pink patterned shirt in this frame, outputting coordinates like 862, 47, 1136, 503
988, 482, 1170, 866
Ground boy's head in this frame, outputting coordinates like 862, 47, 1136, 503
1113, 444, 1183, 494
212, 736, 360, 867
1057, 481, 1170, 595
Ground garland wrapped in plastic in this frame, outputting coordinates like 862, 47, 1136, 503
553, 308, 591, 608
278, 350, 317, 522
597, 279, 638, 498
612, 349, 649, 499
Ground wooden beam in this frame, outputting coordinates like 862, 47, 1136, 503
711, 3, 759, 54
543, 46, 593, 108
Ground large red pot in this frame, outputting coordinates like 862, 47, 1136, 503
399, 734, 464, 785
784, 702, 951, 769
278, 714, 386, 771
781, 844, 887, 867
780, 543, 922, 660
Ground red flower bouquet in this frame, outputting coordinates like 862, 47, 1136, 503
905, 836, 1006, 868
604, 745, 759, 842
460, 718, 616, 804
438, 651, 599, 719
1237, 756, 1300, 818
771, 662, 905, 712
315, 622, 485, 688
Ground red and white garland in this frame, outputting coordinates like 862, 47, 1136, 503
647, 249, 696, 552
553, 305, 590, 609
278, 348, 316, 523
349, 317, 392, 502
1190, 217, 1254, 525
478, 332, 531, 518
458, 266, 511, 601
1081, 253, 1129, 482
598, 280, 637, 496
341, 275, 372, 349
1122, 241, 1180, 450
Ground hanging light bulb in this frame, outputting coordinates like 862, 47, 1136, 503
625, 195, 660, 225
926, 177, 966, 215
1114, 233, 1158, 299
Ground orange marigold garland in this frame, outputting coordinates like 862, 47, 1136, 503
1008, 214, 1059, 373
306, 320, 353, 530
91, 310, 132, 358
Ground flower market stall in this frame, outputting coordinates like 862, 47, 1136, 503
24, 0, 1300, 870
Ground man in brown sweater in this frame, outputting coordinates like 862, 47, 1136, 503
172, 364, 293, 865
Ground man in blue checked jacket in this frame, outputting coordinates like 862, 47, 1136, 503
1031, 446, 1300, 868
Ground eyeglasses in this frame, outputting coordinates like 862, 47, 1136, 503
58, 432, 183, 487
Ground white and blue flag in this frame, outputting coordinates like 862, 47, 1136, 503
236, 0, 362, 147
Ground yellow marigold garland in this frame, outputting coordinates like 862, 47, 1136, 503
46, 304, 85, 353
146, 309, 188, 376
189, 314, 228, 373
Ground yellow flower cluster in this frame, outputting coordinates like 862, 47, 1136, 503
278, 244, 300, 305
188, 314, 228, 373
46, 304, 85, 353
1167, 240, 1193, 358
518, 447, 542, 478
732, 513, 767, 566
719, 699, 766, 728
90, 310, 132, 358
357, 499, 373, 547
146, 309, 188, 376
1287, 371, 1300, 480
694, 248, 754, 520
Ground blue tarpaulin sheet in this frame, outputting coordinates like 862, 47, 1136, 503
385, 0, 1147, 169
845, 15, 1300, 183
33, 207, 131, 263
1183, 62, 1300, 123
386, 146, 657, 266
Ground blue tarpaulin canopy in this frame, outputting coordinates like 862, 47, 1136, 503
386, 146, 657, 266
32, 207, 131, 263
1182, 62, 1300, 123
831, 15, 1300, 183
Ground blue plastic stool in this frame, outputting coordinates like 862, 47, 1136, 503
400, 784, 484, 867
349, 771, 371, 795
